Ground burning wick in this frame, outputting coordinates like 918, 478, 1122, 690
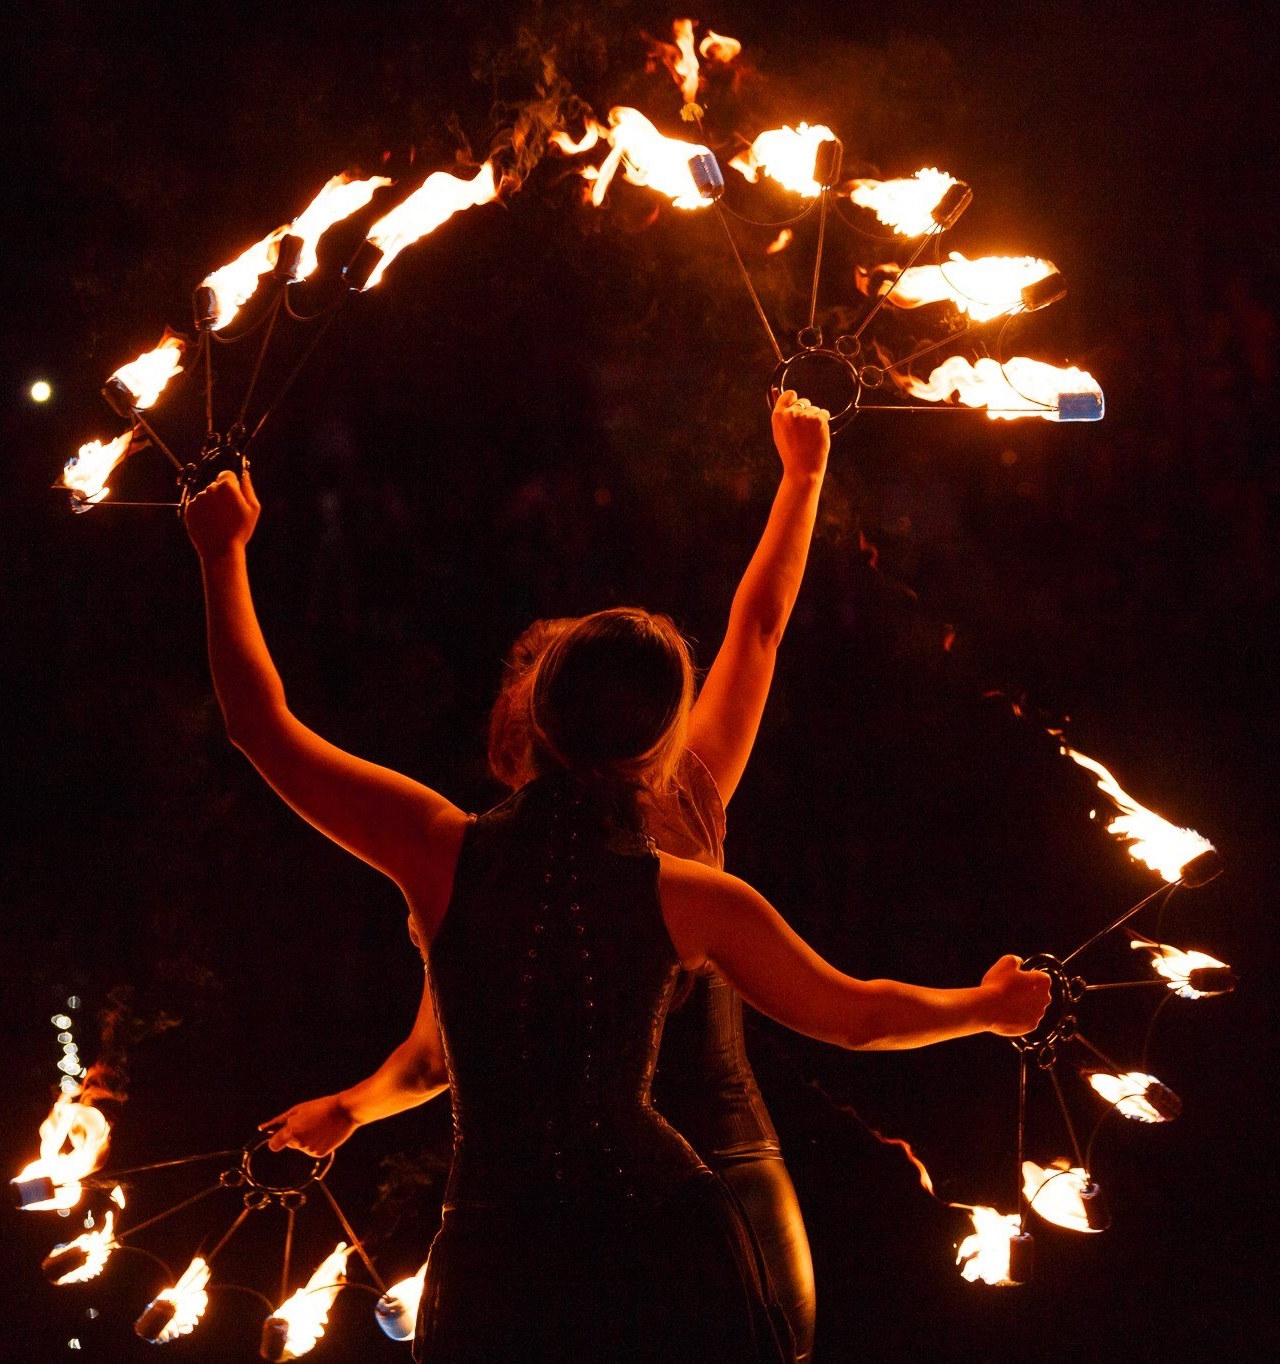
42, 1208, 119, 1285
872, 252, 1061, 323
135, 1256, 210, 1343
848, 168, 965, 236
375, 1263, 429, 1341
1130, 936, 1235, 999
729, 124, 841, 198
1087, 1070, 1183, 1123
11, 1091, 111, 1211
1022, 1160, 1109, 1233
262, 1242, 351, 1360
903, 356, 1104, 422
104, 335, 186, 413
956, 1208, 1032, 1285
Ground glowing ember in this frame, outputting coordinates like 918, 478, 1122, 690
147, 1256, 210, 1342
1087, 1071, 1181, 1123
109, 335, 185, 410
1022, 1160, 1102, 1233
13, 1092, 110, 1211
589, 108, 715, 210
1130, 937, 1230, 999
46, 1209, 118, 1284
875, 252, 1057, 323
849, 168, 959, 236
361, 162, 498, 289
60, 432, 133, 506
956, 1207, 1022, 1285
902, 355, 1103, 422
287, 174, 392, 281
730, 124, 838, 198
270, 1243, 351, 1358
1065, 746, 1214, 881
375, 1263, 429, 1342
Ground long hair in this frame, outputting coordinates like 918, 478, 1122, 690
489, 609, 694, 793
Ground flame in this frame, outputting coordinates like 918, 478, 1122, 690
376, 1263, 429, 1341
699, 30, 742, 63
15, 1092, 111, 1211
1064, 746, 1214, 881
1087, 1071, 1175, 1123
671, 19, 700, 105
1022, 1160, 1101, 1233
1130, 937, 1229, 999
766, 228, 794, 254
549, 123, 603, 156
203, 227, 289, 331
150, 1256, 211, 1341
202, 174, 390, 328
729, 124, 838, 198
109, 335, 185, 410
361, 162, 498, 289
60, 432, 133, 506
271, 1243, 351, 1358
47, 1210, 118, 1285
848, 168, 959, 236
956, 1207, 1022, 1285
288, 174, 392, 281
589, 108, 714, 211
876, 252, 1056, 322
902, 355, 1103, 422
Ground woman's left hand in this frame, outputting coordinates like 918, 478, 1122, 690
184, 469, 260, 561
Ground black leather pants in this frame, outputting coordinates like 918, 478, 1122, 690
718, 1156, 816, 1363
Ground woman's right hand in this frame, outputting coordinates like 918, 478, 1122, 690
980, 955, 1052, 1037
184, 469, 260, 560
260, 1094, 359, 1157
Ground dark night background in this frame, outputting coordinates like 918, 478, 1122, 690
2, 2, 1276, 1360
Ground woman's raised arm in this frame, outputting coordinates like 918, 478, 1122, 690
686, 390, 830, 806
659, 854, 1050, 1050
185, 470, 467, 891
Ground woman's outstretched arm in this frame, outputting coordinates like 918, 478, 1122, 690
686, 390, 830, 806
261, 975, 448, 1156
659, 855, 1051, 1049
185, 470, 466, 891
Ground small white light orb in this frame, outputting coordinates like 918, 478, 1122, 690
30, 380, 53, 403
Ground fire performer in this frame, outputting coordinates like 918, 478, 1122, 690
263, 389, 834, 1358
184, 442, 1048, 1364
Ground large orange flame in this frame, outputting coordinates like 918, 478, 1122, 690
902, 355, 1103, 421
270, 1243, 351, 1358
60, 432, 133, 506
876, 252, 1056, 322
149, 1256, 211, 1342
671, 18, 700, 105
46, 1207, 119, 1284
110, 335, 185, 410
1064, 746, 1214, 881
1130, 936, 1230, 999
202, 174, 391, 328
956, 1207, 1022, 1284
588, 108, 714, 210
730, 124, 838, 198
14, 1091, 111, 1211
848, 168, 959, 236
1022, 1160, 1102, 1233
361, 162, 498, 290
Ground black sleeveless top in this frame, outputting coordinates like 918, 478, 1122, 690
426, 774, 706, 1213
